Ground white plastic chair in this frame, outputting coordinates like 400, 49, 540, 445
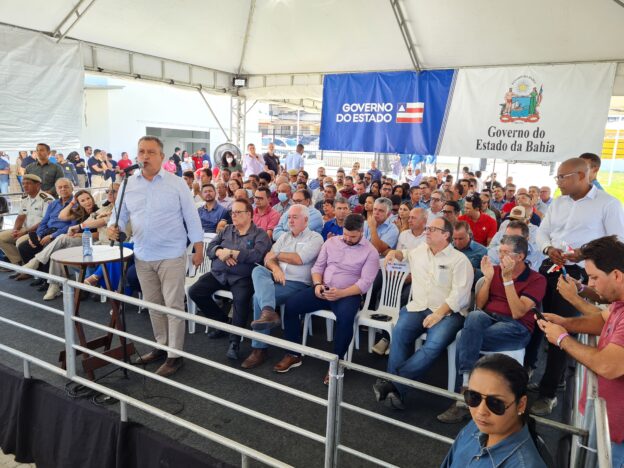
352, 260, 410, 354
185, 238, 213, 334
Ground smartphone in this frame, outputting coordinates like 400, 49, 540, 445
532, 307, 548, 322
323, 285, 330, 292
561, 266, 568, 279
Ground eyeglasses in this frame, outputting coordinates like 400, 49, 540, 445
441, 210, 455, 215
431, 197, 443, 202
424, 226, 446, 233
231, 210, 249, 216
105, 189, 117, 194
553, 172, 578, 182
463, 389, 515, 416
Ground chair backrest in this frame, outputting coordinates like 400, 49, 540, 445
376, 261, 410, 320
187, 240, 212, 277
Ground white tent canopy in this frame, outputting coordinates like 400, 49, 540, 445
1, 0, 624, 109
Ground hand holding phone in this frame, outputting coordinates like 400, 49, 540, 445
532, 307, 548, 322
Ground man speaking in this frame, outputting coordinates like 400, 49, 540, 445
108, 136, 203, 377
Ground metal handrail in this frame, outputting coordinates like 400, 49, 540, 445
0, 343, 291, 468
0, 260, 612, 467
0, 261, 343, 466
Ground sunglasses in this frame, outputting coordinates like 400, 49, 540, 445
105, 189, 118, 194
463, 389, 515, 416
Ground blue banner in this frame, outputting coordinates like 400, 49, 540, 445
320, 70, 455, 154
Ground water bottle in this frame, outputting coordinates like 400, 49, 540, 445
82, 228, 93, 258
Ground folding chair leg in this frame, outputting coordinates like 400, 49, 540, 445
447, 340, 457, 393
302, 314, 311, 348
368, 327, 376, 353
187, 298, 196, 334
325, 318, 333, 342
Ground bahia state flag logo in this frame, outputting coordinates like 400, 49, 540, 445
396, 102, 424, 123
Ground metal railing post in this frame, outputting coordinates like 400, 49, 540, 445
23, 359, 31, 378
120, 401, 128, 422
62, 281, 77, 378
331, 362, 345, 467
324, 358, 340, 468
594, 398, 612, 468
241, 453, 249, 468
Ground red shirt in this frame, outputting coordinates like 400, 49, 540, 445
458, 213, 497, 246
192, 156, 203, 170
253, 206, 280, 233
484, 265, 546, 332
118, 159, 132, 171
580, 301, 624, 443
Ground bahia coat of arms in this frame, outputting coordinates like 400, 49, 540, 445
499, 76, 543, 123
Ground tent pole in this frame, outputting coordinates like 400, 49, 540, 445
608, 127, 621, 187
456, 157, 461, 180
198, 89, 231, 143
492, 158, 497, 175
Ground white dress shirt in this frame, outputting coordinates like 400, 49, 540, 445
110, 168, 203, 261
536, 186, 624, 265
397, 229, 426, 251
400, 243, 474, 315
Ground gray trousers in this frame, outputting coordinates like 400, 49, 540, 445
135, 255, 186, 358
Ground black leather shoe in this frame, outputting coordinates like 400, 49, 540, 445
134, 349, 167, 365
37, 283, 48, 292
30, 278, 45, 287
226, 342, 240, 360
207, 328, 228, 339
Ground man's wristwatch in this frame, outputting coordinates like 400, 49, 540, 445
542, 245, 552, 255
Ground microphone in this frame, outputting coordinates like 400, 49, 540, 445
123, 162, 144, 173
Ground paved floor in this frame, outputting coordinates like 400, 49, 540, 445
0, 451, 34, 468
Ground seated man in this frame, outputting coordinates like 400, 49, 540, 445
274, 214, 379, 383
15, 178, 75, 284
373, 217, 473, 410
0, 174, 53, 273
321, 196, 350, 240
198, 183, 231, 233
364, 197, 400, 256
537, 236, 624, 463
397, 207, 427, 251
437, 235, 546, 423
488, 218, 544, 271
241, 204, 324, 369
452, 221, 487, 281
188, 200, 271, 360
252, 187, 280, 239
272, 189, 324, 240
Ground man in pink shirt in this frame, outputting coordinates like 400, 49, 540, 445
252, 187, 280, 239
538, 235, 624, 464
274, 214, 379, 383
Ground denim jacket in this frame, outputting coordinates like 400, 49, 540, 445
441, 420, 546, 467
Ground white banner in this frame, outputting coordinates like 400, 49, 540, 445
0, 25, 83, 151
438, 63, 616, 162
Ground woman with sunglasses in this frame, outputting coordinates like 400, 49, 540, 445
442, 354, 546, 467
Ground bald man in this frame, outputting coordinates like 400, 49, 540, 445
530, 157, 624, 416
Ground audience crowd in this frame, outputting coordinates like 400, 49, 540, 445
1, 140, 623, 466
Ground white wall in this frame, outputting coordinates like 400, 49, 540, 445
81, 76, 234, 159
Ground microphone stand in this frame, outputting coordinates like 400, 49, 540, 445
111, 171, 131, 378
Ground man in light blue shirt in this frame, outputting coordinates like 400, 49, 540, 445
363, 197, 399, 256
284, 144, 304, 172
272, 189, 323, 240
108, 136, 203, 378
